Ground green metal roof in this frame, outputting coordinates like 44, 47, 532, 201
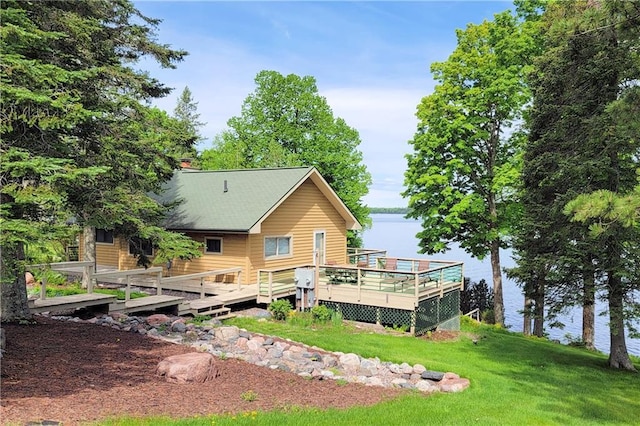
158, 167, 360, 233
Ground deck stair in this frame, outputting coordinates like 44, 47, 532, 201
179, 297, 233, 318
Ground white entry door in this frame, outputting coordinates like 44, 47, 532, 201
314, 231, 326, 265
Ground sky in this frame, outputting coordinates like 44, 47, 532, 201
135, 1, 513, 207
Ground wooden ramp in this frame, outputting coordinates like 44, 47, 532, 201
110, 295, 184, 315
29, 293, 117, 314
212, 284, 258, 304
178, 285, 259, 318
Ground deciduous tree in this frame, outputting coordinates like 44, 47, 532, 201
200, 70, 371, 246
404, 10, 539, 326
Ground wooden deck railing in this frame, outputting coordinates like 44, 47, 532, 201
92, 267, 163, 301
27, 261, 96, 300
257, 264, 313, 303
256, 257, 464, 309
161, 267, 243, 298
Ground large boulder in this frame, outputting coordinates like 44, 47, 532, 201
146, 314, 171, 327
25, 272, 36, 285
156, 352, 219, 383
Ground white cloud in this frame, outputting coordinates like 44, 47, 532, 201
322, 86, 432, 207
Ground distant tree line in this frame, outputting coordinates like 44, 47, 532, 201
369, 207, 410, 215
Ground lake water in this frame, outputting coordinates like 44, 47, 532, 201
363, 213, 640, 356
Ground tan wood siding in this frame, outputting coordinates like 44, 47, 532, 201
117, 237, 143, 270
247, 180, 347, 283
167, 233, 249, 283
95, 241, 119, 268
89, 177, 351, 286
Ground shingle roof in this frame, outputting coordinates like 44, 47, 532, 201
158, 167, 360, 233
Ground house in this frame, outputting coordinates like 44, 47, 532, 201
87, 167, 361, 284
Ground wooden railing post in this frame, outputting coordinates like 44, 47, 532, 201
40, 274, 47, 300
156, 270, 163, 295
200, 277, 205, 299
237, 271, 242, 291
268, 272, 273, 301
125, 275, 131, 301
85, 264, 93, 294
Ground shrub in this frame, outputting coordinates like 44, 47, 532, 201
268, 299, 293, 321
311, 305, 332, 323
188, 315, 213, 325
481, 308, 496, 324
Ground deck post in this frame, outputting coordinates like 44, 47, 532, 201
200, 277, 205, 298
237, 271, 242, 291
85, 264, 93, 293
268, 272, 273, 301
126, 275, 131, 301
40, 275, 47, 300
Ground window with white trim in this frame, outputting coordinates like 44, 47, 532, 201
205, 237, 223, 254
128, 237, 153, 256
264, 236, 291, 258
96, 229, 114, 244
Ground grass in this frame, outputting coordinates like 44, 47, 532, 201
99, 316, 639, 426
29, 282, 148, 300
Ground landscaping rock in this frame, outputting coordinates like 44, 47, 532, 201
438, 375, 470, 393
171, 320, 187, 333
146, 314, 171, 326
46, 312, 470, 394
156, 352, 219, 383
421, 370, 445, 381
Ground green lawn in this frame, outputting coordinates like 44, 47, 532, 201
28, 282, 148, 300
101, 317, 640, 426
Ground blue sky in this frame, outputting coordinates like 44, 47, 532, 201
135, 1, 513, 207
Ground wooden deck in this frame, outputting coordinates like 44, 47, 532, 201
28, 293, 117, 314
257, 261, 464, 310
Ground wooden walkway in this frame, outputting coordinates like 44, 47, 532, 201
109, 295, 185, 316
28, 293, 117, 314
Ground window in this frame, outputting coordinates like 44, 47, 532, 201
265, 236, 291, 258
95, 229, 114, 244
128, 237, 153, 256
205, 237, 223, 254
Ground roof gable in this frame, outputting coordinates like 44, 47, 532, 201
159, 167, 361, 233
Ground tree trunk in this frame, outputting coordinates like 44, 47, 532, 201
82, 225, 96, 289
490, 239, 504, 326
533, 277, 545, 338
0, 241, 32, 321
582, 269, 595, 351
523, 295, 533, 336
607, 273, 636, 371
